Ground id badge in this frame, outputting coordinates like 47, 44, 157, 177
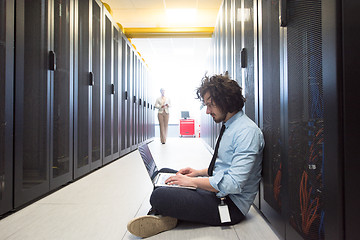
218, 197, 231, 223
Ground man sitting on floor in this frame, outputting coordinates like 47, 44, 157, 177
127, 73, 265, 238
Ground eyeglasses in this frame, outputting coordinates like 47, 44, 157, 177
202, 101, 216, 109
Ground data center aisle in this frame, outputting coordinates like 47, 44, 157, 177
0, 138, 279, 240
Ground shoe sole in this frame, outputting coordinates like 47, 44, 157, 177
127, 215, 178, 238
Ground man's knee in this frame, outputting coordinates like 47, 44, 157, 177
150, 187, 169, 210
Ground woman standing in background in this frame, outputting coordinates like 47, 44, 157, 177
155, 88, 171, 144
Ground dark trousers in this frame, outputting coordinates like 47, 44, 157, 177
150, 168, 245, 226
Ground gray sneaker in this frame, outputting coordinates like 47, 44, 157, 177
127, 215, 178, 238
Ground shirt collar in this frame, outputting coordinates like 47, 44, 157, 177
223, 110, 243, 129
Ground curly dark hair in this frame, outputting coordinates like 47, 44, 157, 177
196, 73, 245, 114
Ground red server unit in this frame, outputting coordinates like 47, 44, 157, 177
180, 119, 195, 137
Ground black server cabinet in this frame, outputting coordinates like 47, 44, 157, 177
282, 1, 325, 239
112, 25, 120, 160
121, 39, 133, 155
123, 41, 134, 153
323, 1, 360, 239
103, 9, 120, 164
258, 0, 360, 239
120, 37, 127, 155
132, 54, 138, 148
127, 48, 134, 151
50, 0, 74, 190
14, 0, 50, 208
103, 11, 112, 164
258, 0, 285, 237
138, 62, 143, 144
74, 0, 102, 178
14, 0, 73, 207
141, 64, 146, 142
233, 0, 242, 84
130, 51, 136, 151
240, 0, 257, 123
0, 0, 14, 215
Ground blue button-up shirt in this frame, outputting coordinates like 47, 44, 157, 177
209, 110, 265, 215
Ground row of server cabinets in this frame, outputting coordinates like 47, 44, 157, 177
0, 0, 155, 215
202, 0, 359, 239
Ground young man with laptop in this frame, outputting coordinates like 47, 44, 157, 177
127, 73, 265, 238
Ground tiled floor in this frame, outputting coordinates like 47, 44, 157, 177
0, 138, 280, 240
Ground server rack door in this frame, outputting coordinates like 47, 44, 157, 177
137, 62, 142, 143
233, 0, 242, 83
14, 0, 50, 207
125, 44, 132, 151
74, 0, 91, 178
285, 1, 324, 239
74, 0, 90, 178
132, 55, 138, 147
117, 33, 123, 156
219, 2, 225, 73
258, 0, 285, 237
50, 0, 74, 189
225, 0, 232, 75
128, 48, 136, 151
112, 26, 120, 159
137, 58, 142, 145
103, 12, 113, 164
91, 0, 102, 170
322, 0, 343, 239
140, 64, 144, 143
120, 37, 127, 154
0, 0, 14, 215
240, 0, 257, 123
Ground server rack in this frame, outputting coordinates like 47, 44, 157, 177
13, 0, 74, 207
50, 0, 74, 190
14, 0, 50, 208
0, 0, 153, 216
132, 54, 139, 148
258, 0, 285, 237
103, 7, 120, 165
113, 24, 120, 161
74, 0, 103, 178
205, 0, 360, 239
138, 61, 143, 144
130, 51, 136, 151
103, 10, 112, 164
120, 36, 128, 155
0, 0, 14, 215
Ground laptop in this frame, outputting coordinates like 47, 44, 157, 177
138, 143, 196, 190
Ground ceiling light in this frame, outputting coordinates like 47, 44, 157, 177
166, 8, 197, 24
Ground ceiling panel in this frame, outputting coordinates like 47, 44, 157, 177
102, 0, 222, 28
198, 0, 223, 9
164, 0, 198, 9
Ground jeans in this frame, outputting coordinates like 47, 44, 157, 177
150, 168, 245, 226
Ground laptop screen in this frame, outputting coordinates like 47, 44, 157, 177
138, 144, 159, 180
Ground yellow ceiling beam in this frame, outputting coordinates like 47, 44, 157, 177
124, 27, 214, 38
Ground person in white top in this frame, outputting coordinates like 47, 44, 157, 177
154, 88, 171, 144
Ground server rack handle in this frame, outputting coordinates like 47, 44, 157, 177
49, 51, 56, 71
125, 91, 128, 100
111, 84, 115, 94
280, 0, 287, 27
89, 72, 95, 86
241, 48, 247, 68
